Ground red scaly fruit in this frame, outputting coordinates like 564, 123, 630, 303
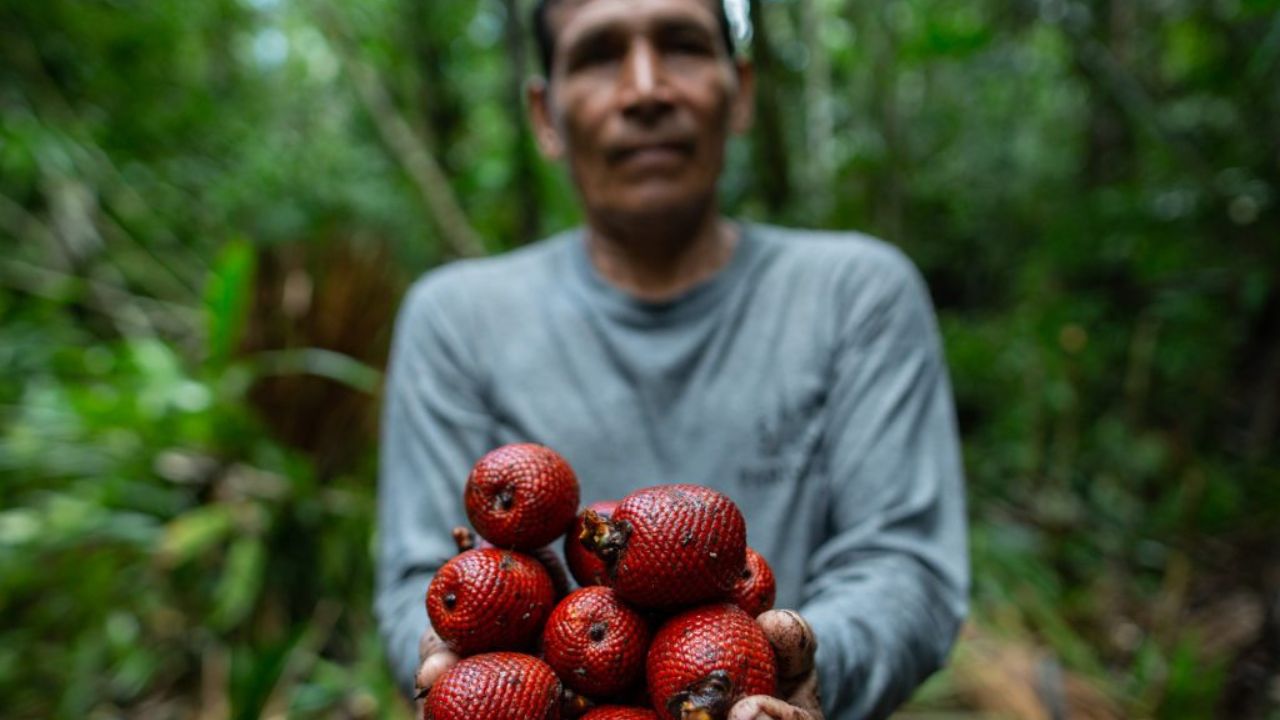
646, 604, 777, 720
580, 707, 660, 720
424, 652, 562, 720
565, 500, 619, 588
729, 548, 776, 618
457, 526, 571, 598
542, 586, 651, 697
426, 548, 555, 656
581, 485, 746, 609
466, 443, 580, 550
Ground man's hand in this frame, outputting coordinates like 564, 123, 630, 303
729, 609, 824, 720
413, 628, 459, 709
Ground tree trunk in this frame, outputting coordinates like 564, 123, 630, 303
502, 0, 541, 245
1077, 0, 1137, 186
404, 0, 465, 175
748, 0, 792, 213
867, 1, 904, 242
799, 0, 834, 222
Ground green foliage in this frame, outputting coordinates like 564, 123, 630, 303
205, 239, 257, 368
1, 0, 1277, 717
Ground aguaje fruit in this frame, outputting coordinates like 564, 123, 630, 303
456, 526, 572, 599
427, 548, 555, 656
466, 443, 580, 550
424, 652, 562, 720
580, 707, 660, 720
729, 548, 776, 618
542, 586, 651, 697
581, 485, 746, 609
417, 447, 789, 718
565, 500, 619, 587
646, 604, 777, 720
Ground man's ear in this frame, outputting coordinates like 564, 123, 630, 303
730, 58, 756, 135
527, 78, 564, 160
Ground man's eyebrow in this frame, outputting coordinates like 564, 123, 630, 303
562, 22, 626, 58
560, 13, 720, 57
651, 16, 718, 39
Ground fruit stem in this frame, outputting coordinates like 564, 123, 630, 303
668, 670, 735, 720
560, 687, 594, 718
579, 509, 630, 563
451, 527, 476, 553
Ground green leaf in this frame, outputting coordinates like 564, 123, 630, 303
156, 504, 235, 566
247, 348, 383, 395
211, 537, 266, 631
1161, 632, 1227, 718
204, 238, 257, 368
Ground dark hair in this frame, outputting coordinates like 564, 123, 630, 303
532, 0, 737, 76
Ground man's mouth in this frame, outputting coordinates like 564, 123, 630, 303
609, 140, 695, 167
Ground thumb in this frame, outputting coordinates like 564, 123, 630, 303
728, 695, 812, 720
414, 650, 460, 698
756, 610, 816, 684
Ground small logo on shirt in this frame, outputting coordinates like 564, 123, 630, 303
738, 387, 827, 487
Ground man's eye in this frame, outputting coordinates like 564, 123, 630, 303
670, 41, 710, 55
661, 30, 714, 56
568, 39, 624, 71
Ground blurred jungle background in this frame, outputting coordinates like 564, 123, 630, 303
2, 0, 1278, 717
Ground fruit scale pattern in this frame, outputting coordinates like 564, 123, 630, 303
421, 444, 780, 720
426, 548, 555, 657
424, 652, 562, 720
592, 485, 747, 609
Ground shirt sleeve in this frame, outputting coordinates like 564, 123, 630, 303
374, 272, 495, 698
799, 247, 970, 719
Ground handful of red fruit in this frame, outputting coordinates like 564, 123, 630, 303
421, 443, 780, 720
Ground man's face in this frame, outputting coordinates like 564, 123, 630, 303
530, 0, 754, 223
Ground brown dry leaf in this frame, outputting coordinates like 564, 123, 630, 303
948, 624, 1122, 720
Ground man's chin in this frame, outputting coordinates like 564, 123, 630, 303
594, 187, 716, 227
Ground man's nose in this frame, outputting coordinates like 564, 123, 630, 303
618, 40, 670, 122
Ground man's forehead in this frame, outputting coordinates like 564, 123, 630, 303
546, 0, 722, 43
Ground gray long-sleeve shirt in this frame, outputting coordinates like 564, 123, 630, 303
375, 223, 969, 719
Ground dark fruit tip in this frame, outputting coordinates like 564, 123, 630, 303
667, 670, 735, 720
493, 486, 516, 512
579, 510, 630, 563
560, 687, 595, 718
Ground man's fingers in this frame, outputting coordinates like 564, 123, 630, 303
414, 649, 460, 697
757, 609, 817, 683
782, 669, 823, 716
728, 694, 814, 720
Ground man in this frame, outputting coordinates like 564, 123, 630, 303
375, 0, 969, 717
